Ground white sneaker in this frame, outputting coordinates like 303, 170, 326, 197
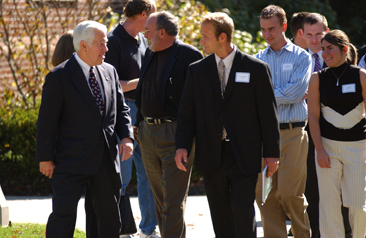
139, 231, 160, 238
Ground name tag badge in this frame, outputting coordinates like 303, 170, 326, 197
342, 83, 356, 93
235, 72, 250, 83
282, 63, 293, 71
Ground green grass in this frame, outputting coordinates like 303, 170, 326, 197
0, 223, 86, 238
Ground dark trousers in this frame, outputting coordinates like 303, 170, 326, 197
46, 146, 122, 238
305, 128, 320, 238
138, 120, 194, 238
203, 140, 257, 238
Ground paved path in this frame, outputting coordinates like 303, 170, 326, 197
5, 196, 291, 237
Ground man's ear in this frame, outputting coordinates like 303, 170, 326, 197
80, 40, 88, 52
219, 32, 227, 42
325, 28, 330, 33
298, 28, 304, 37
282, 22, 287, 33
159, 29, 165, 38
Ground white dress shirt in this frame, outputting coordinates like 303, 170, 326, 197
74, 53, 105, 102
308, 48, 324, 72
214, 45, 236, 87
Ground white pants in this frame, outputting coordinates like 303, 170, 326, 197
316, 137, 366, 238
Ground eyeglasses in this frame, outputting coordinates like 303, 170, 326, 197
142, 28, 160, 35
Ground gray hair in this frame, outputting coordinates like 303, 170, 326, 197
150, 11, 179, 37
73, 21, 107, 52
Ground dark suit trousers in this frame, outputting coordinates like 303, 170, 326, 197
203, 140, 257, 238
304, 127, 320, 238
46, 145, 122, 238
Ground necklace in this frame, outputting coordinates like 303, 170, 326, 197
330, 64, 348, 86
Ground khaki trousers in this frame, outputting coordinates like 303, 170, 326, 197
316, 137, 366, 238
256, 126, 310, 238
138, 120, 194, 238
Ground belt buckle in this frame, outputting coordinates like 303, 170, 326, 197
145, 117, 154, 125
145, 117, 173, 125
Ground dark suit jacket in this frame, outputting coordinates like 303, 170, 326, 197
35, 55, 134, 174
175, 49, 280, 175
135, 39, 203, 125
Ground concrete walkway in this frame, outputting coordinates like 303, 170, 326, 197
5, 195, 291, 237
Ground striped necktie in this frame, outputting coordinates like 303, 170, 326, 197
313, 53, 322, 72
89, 67, 104, 116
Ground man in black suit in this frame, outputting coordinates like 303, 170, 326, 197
35, 20, 134, 238
135, 11, 202, 238
174, 12, 280, 238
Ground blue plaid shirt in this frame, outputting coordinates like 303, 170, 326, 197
255, 40, 311, 123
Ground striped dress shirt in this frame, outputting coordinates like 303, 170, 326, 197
358, 55, 366, 69
255, 40, 311, 123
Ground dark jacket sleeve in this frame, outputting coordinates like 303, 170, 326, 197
175, 65, 196, 155
35, 71, 64, 162
113, 66, 134, 140
255, 63, 280, 158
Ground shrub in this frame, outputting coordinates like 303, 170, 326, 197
200, 0, 338, 44
0, 106, 52, 195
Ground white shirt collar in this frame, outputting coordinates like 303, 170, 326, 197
74, 53, 105, 101
74, 53, 92, 81
215, 45, 236, 70
308, 48, 324, 70
264, 39, 294, 55
308, 48, 322, 59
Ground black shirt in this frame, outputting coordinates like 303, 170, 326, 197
141, 46, 172, 117
319, 62, 366, 141
105, 23, 148, 99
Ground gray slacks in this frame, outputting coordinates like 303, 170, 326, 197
138, 120, 195, 238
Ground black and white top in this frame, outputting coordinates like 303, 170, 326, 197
319, 62, 366, 141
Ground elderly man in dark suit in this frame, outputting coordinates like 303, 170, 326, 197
174, 12, 280, 238
135, 11, 202, 238
35, 20, 134, 238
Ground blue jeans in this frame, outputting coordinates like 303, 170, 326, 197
120, 98, 157, 235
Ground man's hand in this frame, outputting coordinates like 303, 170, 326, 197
175, 149, 188, 172
40, 161, 55, 179
133, 126, 140, 146
263, 157, 279, 177
119, 138, 134, 161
